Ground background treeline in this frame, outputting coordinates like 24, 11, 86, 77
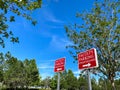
0, 52, 120, 90
42, 70, 120, 90
0, 52, 40, 89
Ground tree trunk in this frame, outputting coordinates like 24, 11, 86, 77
112, 82, 116, 90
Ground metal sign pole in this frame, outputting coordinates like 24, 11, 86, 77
87, 69, 92, 90
57, 72, 60, 90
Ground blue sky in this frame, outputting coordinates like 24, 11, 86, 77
0, 0, 95, 79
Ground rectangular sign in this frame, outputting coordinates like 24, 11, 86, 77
54, 58, 65, 72
78, 48, 98, 70
54, 66, 65, 72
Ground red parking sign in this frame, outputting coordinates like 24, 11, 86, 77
78, 48, 98, 70
54, 58, 65, 72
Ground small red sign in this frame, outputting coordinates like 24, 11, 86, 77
54, 66, 65, 72
78, 48, 98, 70
54, 58, 65, 72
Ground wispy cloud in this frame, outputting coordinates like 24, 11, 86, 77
38, 60, 55, 69
44, 12, 63, 23
40, 8, 64, 24
38, 59, 55, 79
38, 65, 54, 69
47, 14, 63, 23
42, 0, 59, 8
49, 35, 73, 51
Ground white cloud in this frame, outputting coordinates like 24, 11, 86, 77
46, 13, 63, 23
41, 8, 64, 23
49, 35, 73, 51
38, 60, 55, 69
38, 60, 55, 79
38, 66, 54, 69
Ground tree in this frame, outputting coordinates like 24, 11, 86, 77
50, 74, 57, 90
50, 70, 78, 90
3, 53, 25, 89
115, 79, 120, 89
66, 70, 78, 90
0, 0, 42, 48
0, 53, 4, 82
91, 77, 99, 90
24, 59, 40, 87
41, 76, 51, 89
98, 77, 113, 90
78, 74, 88, 90
65, 0, 120, 89
4, 56, 26, 89
0, 52, 12, 86
0, 52, 40, 89
60, 70, 68, 90
49, 77, 57, 90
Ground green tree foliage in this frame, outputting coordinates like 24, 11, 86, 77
65, 0, 120, 89
49, 74, 57, 90
98, 77, 114, 90
0, 51, 11, 84
0, 53, 4, 82
49, 70, 78, 90
0, 52, 40, 89
66, 70, 78, 90
115, 79, 120, 89
0, 0, 42, 48
78, 74, 88, 90
24, 59, 40, 86
4, 57, 25, 89
91, 78, 99, 90
60, 70, 68, 90
41, 76, 51, 89
49, 70, 120, 90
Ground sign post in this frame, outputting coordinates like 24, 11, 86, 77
57, 72, 60, 90
54, 58, 65, 90
87, 69, 92, 90
77, 48, 98, 90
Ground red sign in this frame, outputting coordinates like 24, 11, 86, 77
54, 58, 65, 72
78, 48, 98, 70
54, 66, 65, 72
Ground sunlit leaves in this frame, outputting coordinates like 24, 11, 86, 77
65, 0, 120, 88
0, 0, 42, 48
